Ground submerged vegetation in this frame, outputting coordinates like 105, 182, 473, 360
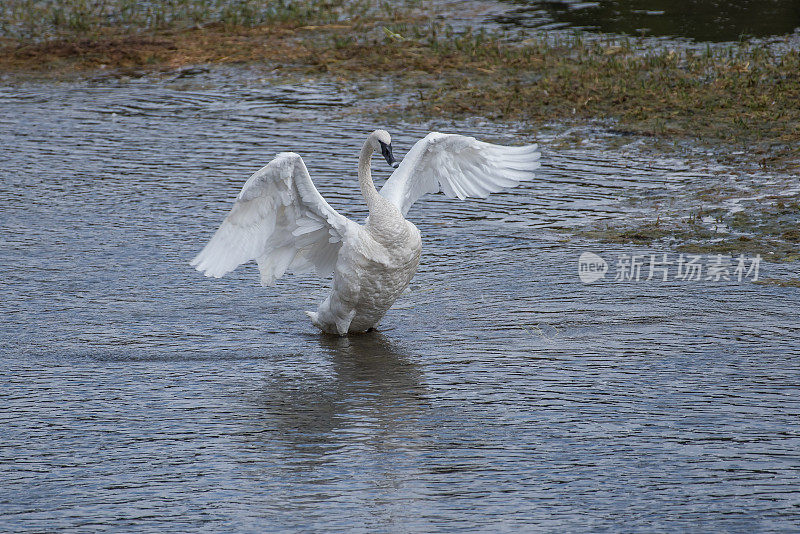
2, 0, 797, 261
571, 192, 800, 262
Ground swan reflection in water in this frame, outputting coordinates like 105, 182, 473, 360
243, 334, 431, 472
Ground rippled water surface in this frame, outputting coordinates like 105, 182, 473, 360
1, 69, 799, 531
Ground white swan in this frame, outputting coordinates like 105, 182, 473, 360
191, 130, 540, 335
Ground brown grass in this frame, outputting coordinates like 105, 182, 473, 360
1, 12, 798, 168
0, 24, 312, 71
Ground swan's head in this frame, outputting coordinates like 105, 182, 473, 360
371, 129, 398, 168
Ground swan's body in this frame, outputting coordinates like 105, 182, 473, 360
309, 203, 421, 334
191, 130, 540, 335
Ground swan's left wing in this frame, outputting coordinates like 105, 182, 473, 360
379, 132, 540, 216
191, 152, 355, 286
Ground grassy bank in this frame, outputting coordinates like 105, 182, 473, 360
322, 28, 799, 163
0, 0, 403, 41
2, 2, 798, 168
0, 0, 418, 71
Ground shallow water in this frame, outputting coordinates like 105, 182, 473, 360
1, 69, 799, 531
497, 0, 800, 42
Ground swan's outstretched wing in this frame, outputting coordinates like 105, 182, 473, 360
379, 132, 541, 216
191, 152, 354, 286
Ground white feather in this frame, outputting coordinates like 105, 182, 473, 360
190, 152, 353, 286
379, 132, 541, 216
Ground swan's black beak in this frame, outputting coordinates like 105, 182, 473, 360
379, 141, 399, 168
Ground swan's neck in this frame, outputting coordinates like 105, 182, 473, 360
358, 140, 404, 236
358, 141, 383, 211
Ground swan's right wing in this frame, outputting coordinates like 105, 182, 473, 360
379, 132, 541, 216
191, 152, 354, 286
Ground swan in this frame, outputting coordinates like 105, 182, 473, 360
191, 130, 540, 335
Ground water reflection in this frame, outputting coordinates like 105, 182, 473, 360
246, 334, 428, 470
498, 0, 800, 41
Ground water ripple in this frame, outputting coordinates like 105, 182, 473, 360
0, 71, 798, 532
